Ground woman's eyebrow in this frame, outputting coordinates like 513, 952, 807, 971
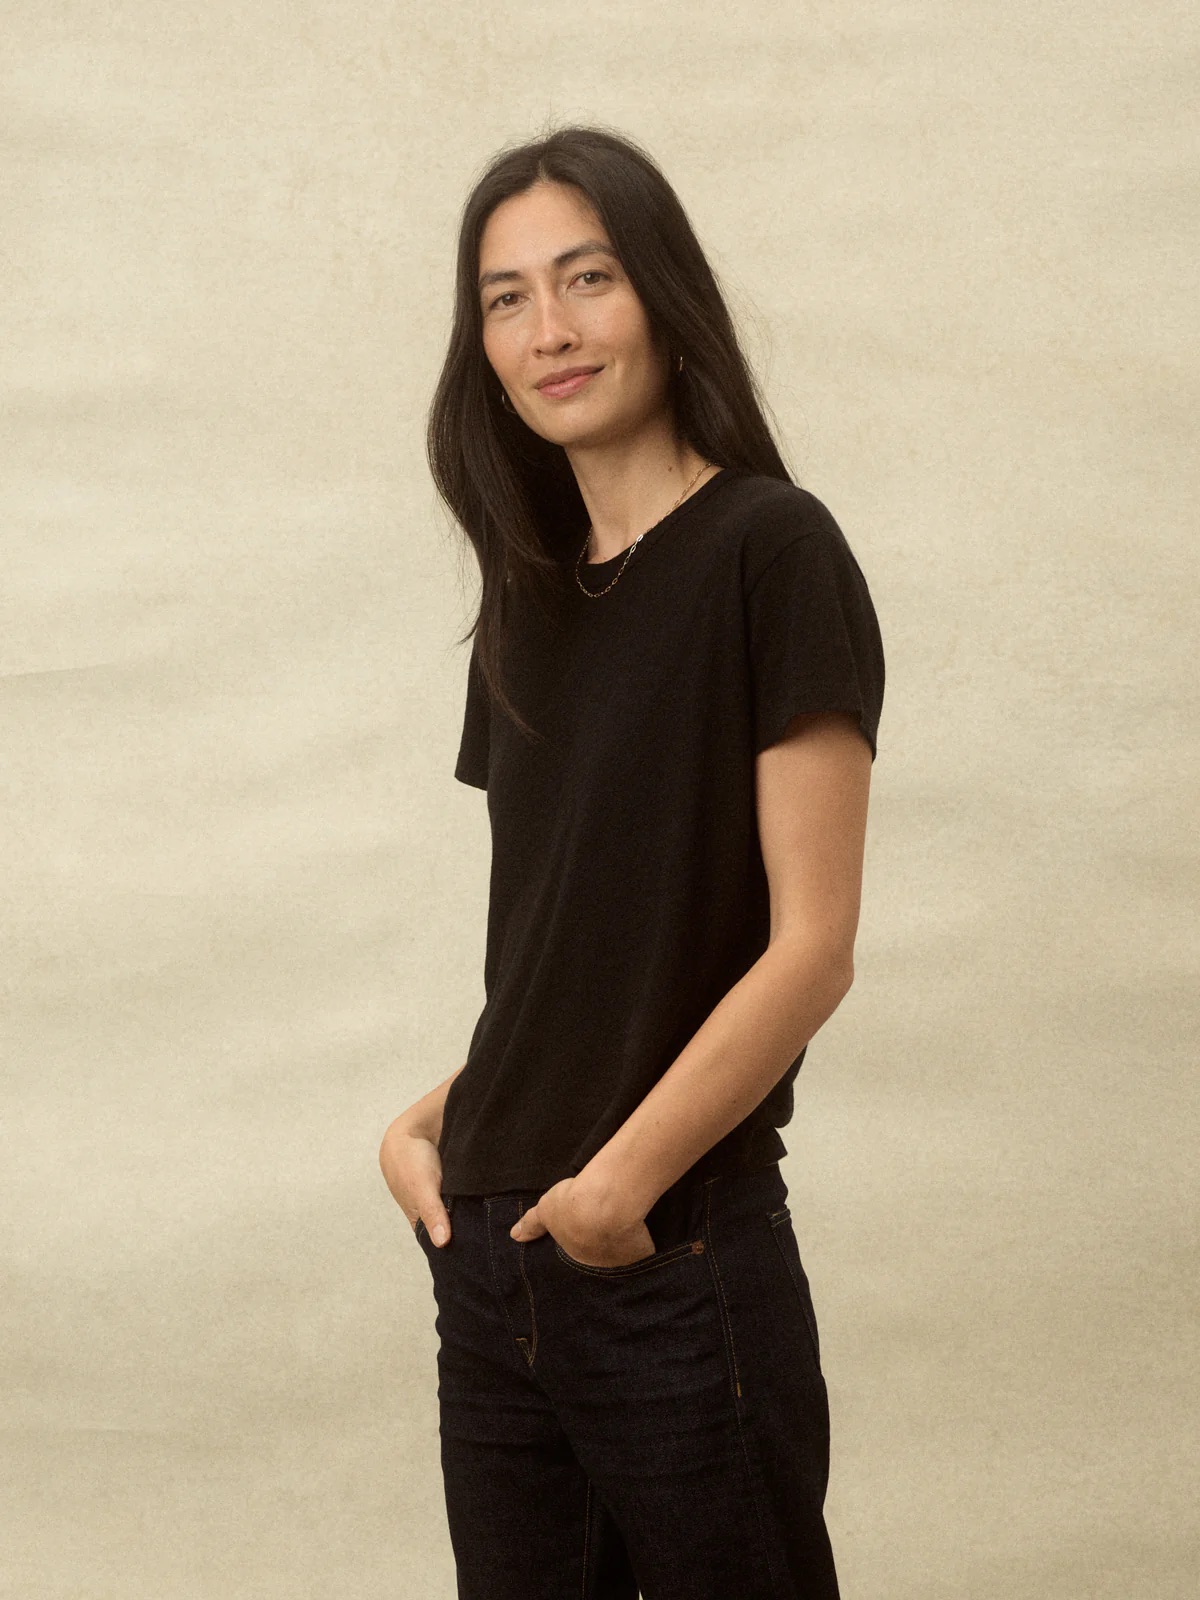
478, 241, 619, 294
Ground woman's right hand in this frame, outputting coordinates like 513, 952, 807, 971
378, 1119, 452, 1246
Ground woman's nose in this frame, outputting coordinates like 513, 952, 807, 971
530, 295, 578, 352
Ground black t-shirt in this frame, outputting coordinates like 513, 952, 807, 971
438, 467, 885, 1196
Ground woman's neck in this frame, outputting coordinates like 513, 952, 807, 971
568, 436, 715, 564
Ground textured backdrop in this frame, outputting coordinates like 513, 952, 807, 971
2, 3, 1196, 1597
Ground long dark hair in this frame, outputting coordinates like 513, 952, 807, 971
426, 120, 796, 741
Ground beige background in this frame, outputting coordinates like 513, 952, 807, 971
2, 4, 1196, 1597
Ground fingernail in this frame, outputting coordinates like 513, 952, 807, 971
432, 1224, 448, 1246
510, 1224, 520, 1239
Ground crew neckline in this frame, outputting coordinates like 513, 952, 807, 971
569, 466, 740, 583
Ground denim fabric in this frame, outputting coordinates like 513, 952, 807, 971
413, 1159, 839, 1599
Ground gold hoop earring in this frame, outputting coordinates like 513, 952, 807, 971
500, 388, 516, 412
677, 354, 685, 375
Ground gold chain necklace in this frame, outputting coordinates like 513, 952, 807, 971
573, 461, 716, 597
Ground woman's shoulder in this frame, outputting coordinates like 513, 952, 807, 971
712, 471, 847, 588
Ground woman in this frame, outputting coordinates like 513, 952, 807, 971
379, 123, 884, 1600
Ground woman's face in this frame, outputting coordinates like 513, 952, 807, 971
478, 180, 673, 451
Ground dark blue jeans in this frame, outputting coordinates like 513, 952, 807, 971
414, 1158, 840, 1599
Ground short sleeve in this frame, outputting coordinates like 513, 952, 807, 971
454, 641, 490, 789
745, 522, 885, 761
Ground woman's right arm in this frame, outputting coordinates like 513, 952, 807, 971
377, 1065, 465, 1245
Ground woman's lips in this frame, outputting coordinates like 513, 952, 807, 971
537, 368, 601, 399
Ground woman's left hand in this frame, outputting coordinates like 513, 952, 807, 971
510, 1176, 656, 1268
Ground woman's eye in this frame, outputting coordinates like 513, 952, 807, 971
487, 271, 608, 312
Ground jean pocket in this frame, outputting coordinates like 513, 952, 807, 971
554, 1234, 706, 1278
767, 1206, 821, 1364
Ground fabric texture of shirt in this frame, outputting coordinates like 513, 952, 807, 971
439, 467, 885, 1195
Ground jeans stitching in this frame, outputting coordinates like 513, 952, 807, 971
515, 1210, 539, 1366
484, 1197, 529, 1362
703, 1183, 742, 1405
769, 1211, 821, 1365
703, 1179, 787, 1596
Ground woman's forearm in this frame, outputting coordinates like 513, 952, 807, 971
582, 936, 854, 1224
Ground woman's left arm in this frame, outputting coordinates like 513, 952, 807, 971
579, 708, 873, 1230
